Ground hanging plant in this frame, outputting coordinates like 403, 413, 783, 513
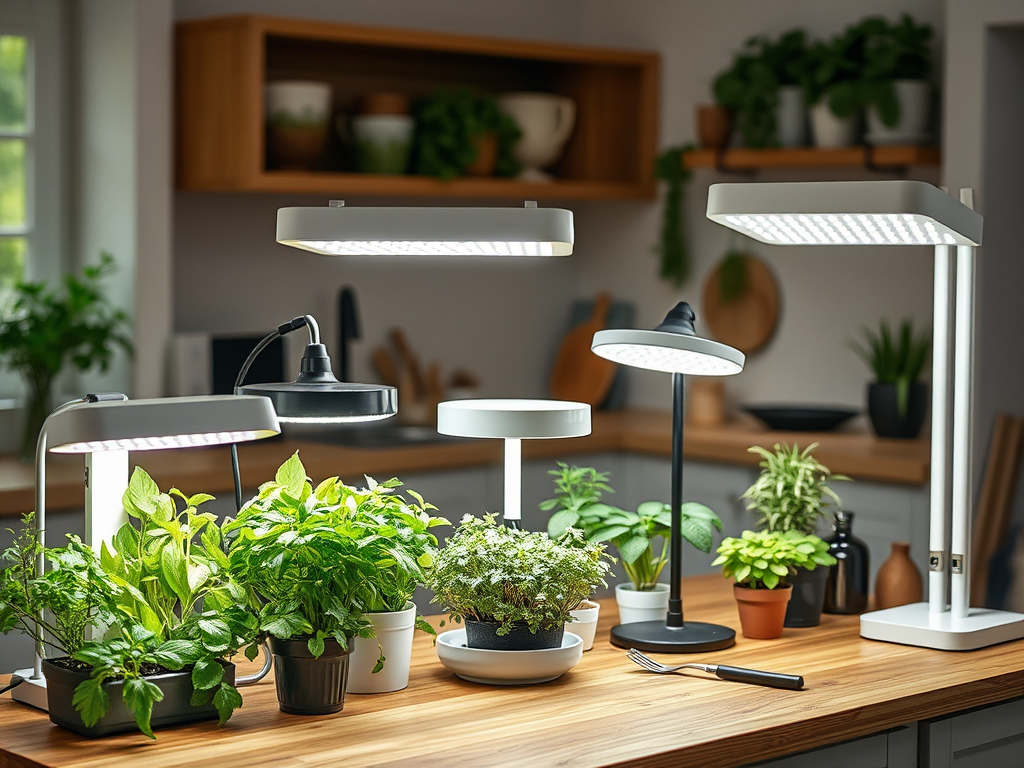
654, 145, 694, 287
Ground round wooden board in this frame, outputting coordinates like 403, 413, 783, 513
701, 254, 780, 354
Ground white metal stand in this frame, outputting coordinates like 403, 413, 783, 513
503, 437, 522, 523
861, 189, 1024, 650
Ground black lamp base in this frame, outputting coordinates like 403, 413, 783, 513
610, 620, 736, 653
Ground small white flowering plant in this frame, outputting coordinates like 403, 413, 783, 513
429, 514, 613, 636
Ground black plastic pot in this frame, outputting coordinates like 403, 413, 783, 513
464, 620, 564, 650
42, 658, 232, 737
270, 636, 352, 715
867, 382, 927, 439
783, 566, 829, 628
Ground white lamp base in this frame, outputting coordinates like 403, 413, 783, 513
860, 602, 1024, 651
10, 669, 48, 710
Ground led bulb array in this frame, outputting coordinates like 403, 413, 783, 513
276, 412, 394, 424
52, 430, 260, 453
298, 240, 556, 256
593, 343, 743, 376
724, 213, 958, 246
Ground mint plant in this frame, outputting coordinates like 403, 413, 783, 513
713, 530, 835, 589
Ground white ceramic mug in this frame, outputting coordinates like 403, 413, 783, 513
497, 92, 576, 180
265, 81, 331, 126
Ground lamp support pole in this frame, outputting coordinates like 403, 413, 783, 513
928, 244, 952, 613
503, 438, 522, 523
668, 372, 685, 628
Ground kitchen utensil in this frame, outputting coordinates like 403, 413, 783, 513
389, 327, 425, 396
702, 252, 780, 354
372, 346, 397, 386
743, 405, 858, 432
626, 648, 804, 690
565, 297, 635, 409
550, 292, 617, 406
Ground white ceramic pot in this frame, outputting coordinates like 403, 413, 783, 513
265, 81, 331, 126
350, 114, 415, 174
865, 80, 931, 145
775, 85, 807, 147
346, 601, 416, 694
809, 101, 858, 148
615, 583, 669, 625
566, 601, 600, 651
497, 92, 576, 182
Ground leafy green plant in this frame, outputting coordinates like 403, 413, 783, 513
804, 23, 872, 118
429, 513, 612, 635
0, 251, 132, 457
849, 318, 930, 417
542, 463, 722, 591
712, 530, 835, 589
654, 145, 694, 287
742, 443, 848, 535
858, 15, 933, 127
412, 88, 521, 180
713, 30, 810, 148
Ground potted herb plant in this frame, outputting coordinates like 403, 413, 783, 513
742, 443, 847, 628
713, 530, 835, 639
849, 318, 930, 438
542, 463, 722, 625
859, 15, 934, 145
225, 453, 376, 715
412, 88, 521, 180
0, 252, 132, 458
804, 24, 871, 148
429, 513, 612, 651
340, 478, 448, 694
713, 29, 811, 148
0, 468, 256, 739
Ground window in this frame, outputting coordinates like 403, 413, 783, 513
0, 33, 28, 290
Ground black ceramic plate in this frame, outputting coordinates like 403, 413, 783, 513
743, 405, 859, 432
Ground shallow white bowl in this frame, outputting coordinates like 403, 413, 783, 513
435, 629, 583, 685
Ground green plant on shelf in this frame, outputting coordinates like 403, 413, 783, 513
849, 318, 930, 417
858, 14, 934, 127
712, 529, 835, 589
542, 462, 722, 591
654, 145, 694, 287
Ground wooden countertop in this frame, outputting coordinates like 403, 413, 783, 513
2, 574, 1022, 768
0, 410, 930, 518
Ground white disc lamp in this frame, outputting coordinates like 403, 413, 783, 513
12, 394, 280, 710
437, 399, 591, 526
277, 201, 573, 257
707, 179, 1024, 651
592, 302, 745, 653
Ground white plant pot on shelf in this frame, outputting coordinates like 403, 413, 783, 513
865, 80, 931, 146
566, 601, 600, 651
346, 600, 416, 694
810, 102, 858, 148
615, 583, 669, 625
776, 85, 807, 147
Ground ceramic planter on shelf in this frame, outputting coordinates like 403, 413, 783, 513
775, 85, 807, 147
868, 382, 928, 439
566, 600, 600, 651
464, 619, 564, 650
783, 566, 829, 628
347, 601, 416, 694
264, 80, 332, 170
865, 80, 931, 145
809, 102, 858, 148
350, 114, 414, 175
733, 584, 792, 639
43, 659, 233, 737
615, 583, 669, 625
496, 92, 576, 182
270, 636, 352, 715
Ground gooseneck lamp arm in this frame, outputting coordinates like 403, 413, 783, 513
230, 316, 316, 511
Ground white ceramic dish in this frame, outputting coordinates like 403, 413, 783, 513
435, 629, 583, 685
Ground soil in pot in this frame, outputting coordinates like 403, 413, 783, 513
868, 382, 927, 438
734, 584, 792, 640
783, 566, 829, 628
43, 658, 232, 737
464, 619, 564, 650
270, 636, 352, 715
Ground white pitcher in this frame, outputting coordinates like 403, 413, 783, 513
497, 92, 576, 182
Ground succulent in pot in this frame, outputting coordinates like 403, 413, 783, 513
542, 463, 721, 625
742, 443, 848, 628
429, 513, 612, 651
0, 467, 257, 738
713, 530, 835, 639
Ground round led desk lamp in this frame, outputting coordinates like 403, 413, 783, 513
437, 399, 591, 527
592, 302, 745, 653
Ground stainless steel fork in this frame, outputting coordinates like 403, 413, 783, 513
627, 648, 804, 690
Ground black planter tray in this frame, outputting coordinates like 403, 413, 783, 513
743, 405, 859, 432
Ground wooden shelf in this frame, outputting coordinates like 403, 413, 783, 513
683, 145, 941, 171
175, 15, 660, 200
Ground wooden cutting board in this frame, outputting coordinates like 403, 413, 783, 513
702, 253, 780, 354
549, 293, 617, 406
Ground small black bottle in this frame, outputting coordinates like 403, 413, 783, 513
823, 510, 869, 614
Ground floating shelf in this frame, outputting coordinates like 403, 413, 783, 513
175, 15, 660, 200
683, 145, 941, 171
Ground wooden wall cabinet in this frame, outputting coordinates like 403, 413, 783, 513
175, 15, 660, 200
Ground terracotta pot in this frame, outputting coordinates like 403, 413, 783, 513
686, 378, 725, 428
733, 583, 792, 639
696, 105, 732, 149
267, 125, 328, 170
466, 132, 498, 176
874, 542, 923, 609
359, 91, 410, 116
